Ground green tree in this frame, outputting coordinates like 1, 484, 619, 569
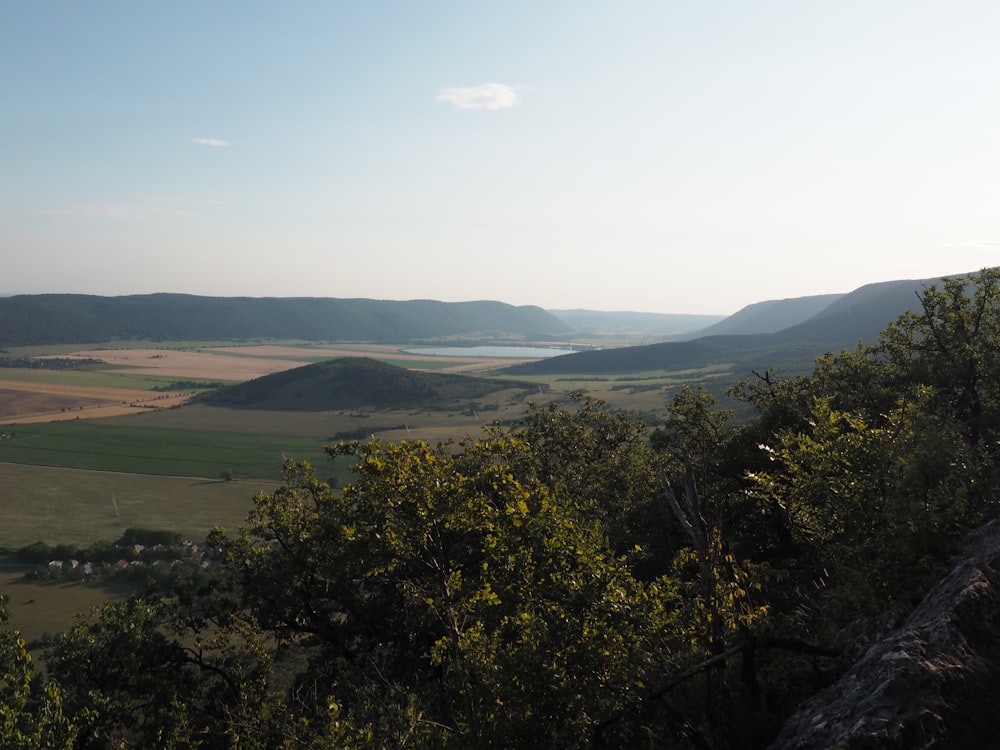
45, 591, 279, 749
749, 389, 966, 620
0, 597, 77, 750
879, 268, 1000, 502
218, 433, 684, 748
738, 271, 999, 627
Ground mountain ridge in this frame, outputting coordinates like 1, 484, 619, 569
0, 293, 569, 346
504, 269, 993, 376
691, 294, 844, 337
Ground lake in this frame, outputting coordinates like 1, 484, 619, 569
403, 345, 582, 359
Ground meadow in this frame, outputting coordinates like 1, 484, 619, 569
0, 463, 275, 549
0, 421, 335, 480
0, 462, 279, 642
0, 570, 132, 646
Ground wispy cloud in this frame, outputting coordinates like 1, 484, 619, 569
435, 83, 522, 110
191, 137, 230, 147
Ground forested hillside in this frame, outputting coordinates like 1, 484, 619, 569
3, 269, 1000, 748
0, 294, 569, 346
691, 293, 843, 336
507, 273, 968, 376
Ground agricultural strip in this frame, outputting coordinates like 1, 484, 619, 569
0, 379, 195, 424
51, 348, 311, 380
0, 421, 338, 481
55, 344, 519, 377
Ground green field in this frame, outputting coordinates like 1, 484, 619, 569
0, 463, 275, 549
0, 420, 339, 480
0, 366, 190, 390
1, 569, 133, 646
0, 461, 290, 649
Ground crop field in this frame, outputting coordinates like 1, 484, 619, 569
0, 349, 720, 479
0, 367, 184, 389
0, 378, 195, 424
0, 342, 733, 474
0, 421, 340, 481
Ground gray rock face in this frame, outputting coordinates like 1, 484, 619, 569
770, 520, 1000, 750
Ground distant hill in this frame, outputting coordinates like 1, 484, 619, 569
547, 310, 725, 339
771, 278, 930, 346
203, 357, 540, 411
690, 294, 843, 337
0, 294, 569, 346
505, 272, 972, 376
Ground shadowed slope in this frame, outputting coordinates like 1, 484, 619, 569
504, 274, 966, 376
202, 357, 539, 411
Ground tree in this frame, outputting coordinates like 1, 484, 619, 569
0, 597, 77, 750
45, 591, 279, 748
879, 268, 1000, 504
739, 271, 1000, 626
217, 430, 684, 748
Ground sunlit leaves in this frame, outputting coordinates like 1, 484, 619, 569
0, 599, 77, 750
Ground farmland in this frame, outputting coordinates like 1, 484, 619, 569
0, 461, 279, 643
0, 421, 336, 480
0, 342, 709, 474
0, 339, 724, 642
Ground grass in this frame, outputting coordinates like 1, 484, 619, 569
0, 463, 287, 650
0, 463, 275, 549
0, 421, 338, 480
1, 568, 133, 646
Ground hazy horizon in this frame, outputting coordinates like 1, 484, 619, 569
0, 262, 979, 319
3, 2, 998, 316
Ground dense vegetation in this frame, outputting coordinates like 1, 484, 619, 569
3, 269, 1000, 748
0, 295, 568, 346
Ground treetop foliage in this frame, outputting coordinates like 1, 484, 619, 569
3, 269, 998, 748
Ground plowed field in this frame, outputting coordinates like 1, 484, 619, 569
0, 380, 194, 424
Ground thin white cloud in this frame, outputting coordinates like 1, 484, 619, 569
191, 137, 230, 147
435, 83, 521, 110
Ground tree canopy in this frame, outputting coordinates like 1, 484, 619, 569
5, 269, 999, 748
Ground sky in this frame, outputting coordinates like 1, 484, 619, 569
2, 1, 999, 315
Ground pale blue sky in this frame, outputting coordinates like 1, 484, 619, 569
3, 1, 998, 314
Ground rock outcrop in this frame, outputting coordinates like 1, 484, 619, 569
771, 519, 1000, 749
